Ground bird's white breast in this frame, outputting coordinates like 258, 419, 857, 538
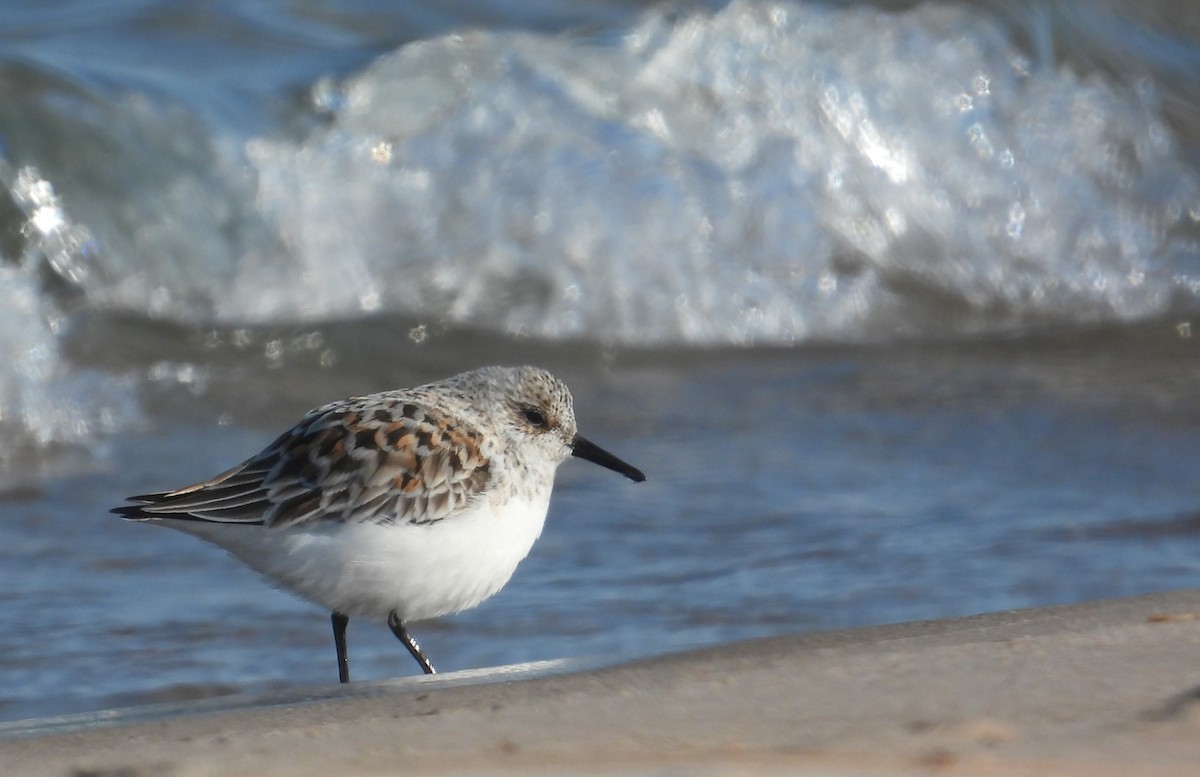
161, 488, 553, 621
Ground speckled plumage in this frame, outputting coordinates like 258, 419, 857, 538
113, 365, 644, 681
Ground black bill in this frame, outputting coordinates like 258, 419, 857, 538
572, 435, 646, 482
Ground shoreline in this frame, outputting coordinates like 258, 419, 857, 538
4, 589, 1200, 776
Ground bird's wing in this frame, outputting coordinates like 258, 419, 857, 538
111, 398, 493, 529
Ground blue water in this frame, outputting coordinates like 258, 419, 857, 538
2, 0, 1200, 722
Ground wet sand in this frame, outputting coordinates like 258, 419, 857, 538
4, 589, 1200, 776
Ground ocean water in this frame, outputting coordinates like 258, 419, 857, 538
2, 0, 1200, 722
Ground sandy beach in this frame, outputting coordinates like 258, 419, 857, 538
3, 589, 1199, 776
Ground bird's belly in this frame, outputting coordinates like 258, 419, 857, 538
170, 494, 551, 621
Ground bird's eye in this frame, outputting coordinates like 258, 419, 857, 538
521, 407, 548, 428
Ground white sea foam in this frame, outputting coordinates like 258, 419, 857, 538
0, 165, 138, 470
235, 1, 1200, 342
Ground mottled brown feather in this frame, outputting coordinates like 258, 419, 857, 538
116, 397, 492, 529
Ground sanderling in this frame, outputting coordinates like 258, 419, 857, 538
112, 365, 644, 682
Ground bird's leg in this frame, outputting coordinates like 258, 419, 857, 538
331, 611, 350, 684
387, 611, 436, 674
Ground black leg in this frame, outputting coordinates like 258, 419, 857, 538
387, 611, 436, 674
331, 612, 350, 684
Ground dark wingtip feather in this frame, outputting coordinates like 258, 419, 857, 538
110, 490, 175, 520
110, 503, 153, 521
125, 492, 173, 504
